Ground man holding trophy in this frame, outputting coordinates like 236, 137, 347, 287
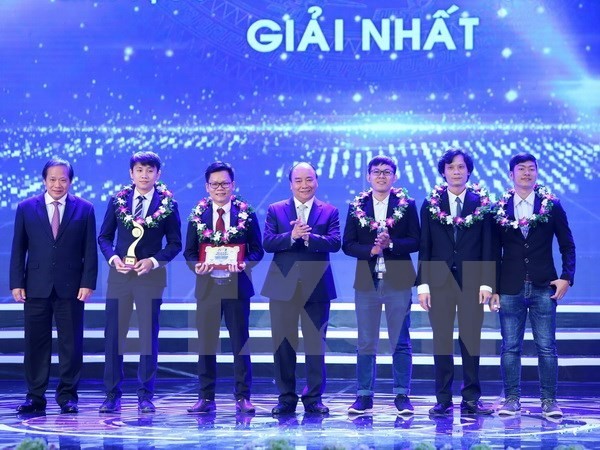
98, 151, 182, 413
184, 162, 264, 415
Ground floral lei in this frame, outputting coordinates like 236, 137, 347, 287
114, 181, 174, 229
350, 188, 411, 230
494, 184, 556, 229
427, 184, 491, 228
188, 195, 254, 245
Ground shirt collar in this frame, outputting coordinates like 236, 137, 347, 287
447, 188, 466, 204
293, 197, 314, 212
373, 194, 390, 206
516, 191, 536, 206
212, 201, 232, 214
134, 187, 155, 200
44, 192, 67, 205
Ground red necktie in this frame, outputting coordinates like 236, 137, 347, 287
216, 208, 226, 233
51, 201, 60, 239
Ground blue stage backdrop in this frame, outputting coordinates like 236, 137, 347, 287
1, 0, 598, 302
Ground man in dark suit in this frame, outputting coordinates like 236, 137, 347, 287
10, 157, 98, 414
490, 153, 575, 419
262, 162, 341, 415
184, 162, 264, 415
98, 151, 181, 413
418, 148, 495, 416
342, 155, 420, 415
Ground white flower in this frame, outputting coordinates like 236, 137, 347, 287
445, 216, 453, 225
229, 228, 238, 235
239, 211, 248, 220
359, 218, 367, 227
162, 198, 169, 205
125, 214, 133, 221
146, 217, 153, 224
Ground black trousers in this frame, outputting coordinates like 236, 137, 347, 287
104, 279, 163, 400
269, 283, 330, 406
428, 274, 484, 403
196, 282, 252, 400
24, 288, 84, 406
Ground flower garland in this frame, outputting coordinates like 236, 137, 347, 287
350, 188, 412, 230
494, 184, 556, 229
188, 195, 254, 245
114, 181, 174, 228
426, 184, 491, 228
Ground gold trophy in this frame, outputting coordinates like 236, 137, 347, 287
123, 221, 145, 267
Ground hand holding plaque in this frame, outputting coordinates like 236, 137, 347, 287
199, 243, 245, 270
124, 221, 145, 268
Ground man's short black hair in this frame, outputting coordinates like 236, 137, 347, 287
368, 155, 397, 174
205, 161, 235, 182
130, 151, 161, 171
437, 148, 474, 177
288, 162, 318, 181
42, 157, 74, 181
509, 152, 538, 172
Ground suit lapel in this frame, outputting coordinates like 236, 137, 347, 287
506, 195, 525, 240
56, 194, 76, 241
146, 189, 160, 218
284, 198, 296, 224
526, 194, 543, 238
440, 191, 454, 242
307, 198, 323, 226
35, 195, 55, 241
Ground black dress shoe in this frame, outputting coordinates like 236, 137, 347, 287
271, 402, 296, 415
99, 395, 121, 413
187, 399, 216, 414
429, 402, 453, 416
460, 400, 493, 415
138, 399, 156, 413
16, 399, 46, 414
236, 398, 255, 414
60, 401, 79, 414
304, 402, 329, 415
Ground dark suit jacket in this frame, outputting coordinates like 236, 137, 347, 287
494, 194, 576, 295
183, 203, 264, 300
418, 189, 495, 290
342, 192, 420, 291
10, 193, 98, 298
98, 188, 182, 287
261, 197, 341, 302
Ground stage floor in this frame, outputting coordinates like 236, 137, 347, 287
1, 379, 599, 449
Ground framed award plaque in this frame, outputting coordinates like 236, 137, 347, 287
199, 243, 245, 269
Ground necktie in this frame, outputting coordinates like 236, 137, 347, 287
51, 201, 60, 239
134, 195, 145, 219
298, 204, 308, 224
298, 204, 309, 246
216, 208, 226, 233
453, 197, 462, 241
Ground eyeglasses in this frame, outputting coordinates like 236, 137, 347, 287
370, 170, 394, 177
208, 182, 232, 189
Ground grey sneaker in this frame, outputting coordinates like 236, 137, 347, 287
498, 397, 521, 416
541, 399, 563, 418
394, 394, 414, 416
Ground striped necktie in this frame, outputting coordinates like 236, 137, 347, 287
134, 195, 145, 219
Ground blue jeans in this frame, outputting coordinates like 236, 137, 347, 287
499, 283, 558, 400
355, 281, 412, 397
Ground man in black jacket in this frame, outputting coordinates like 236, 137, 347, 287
490, 153, 575, 418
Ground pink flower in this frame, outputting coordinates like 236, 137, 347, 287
239, 202, 248, 210
430, 199, 438, 205
203, 229, 212, 238
398, 199, 407, 206
518, 218, 528, 227
238, 221, 246, 229
356, 211, 366, 218
370, 221, 378, 230
118, 206, 127, 213
386, 218, 395, 227
539, 208, 547, 214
